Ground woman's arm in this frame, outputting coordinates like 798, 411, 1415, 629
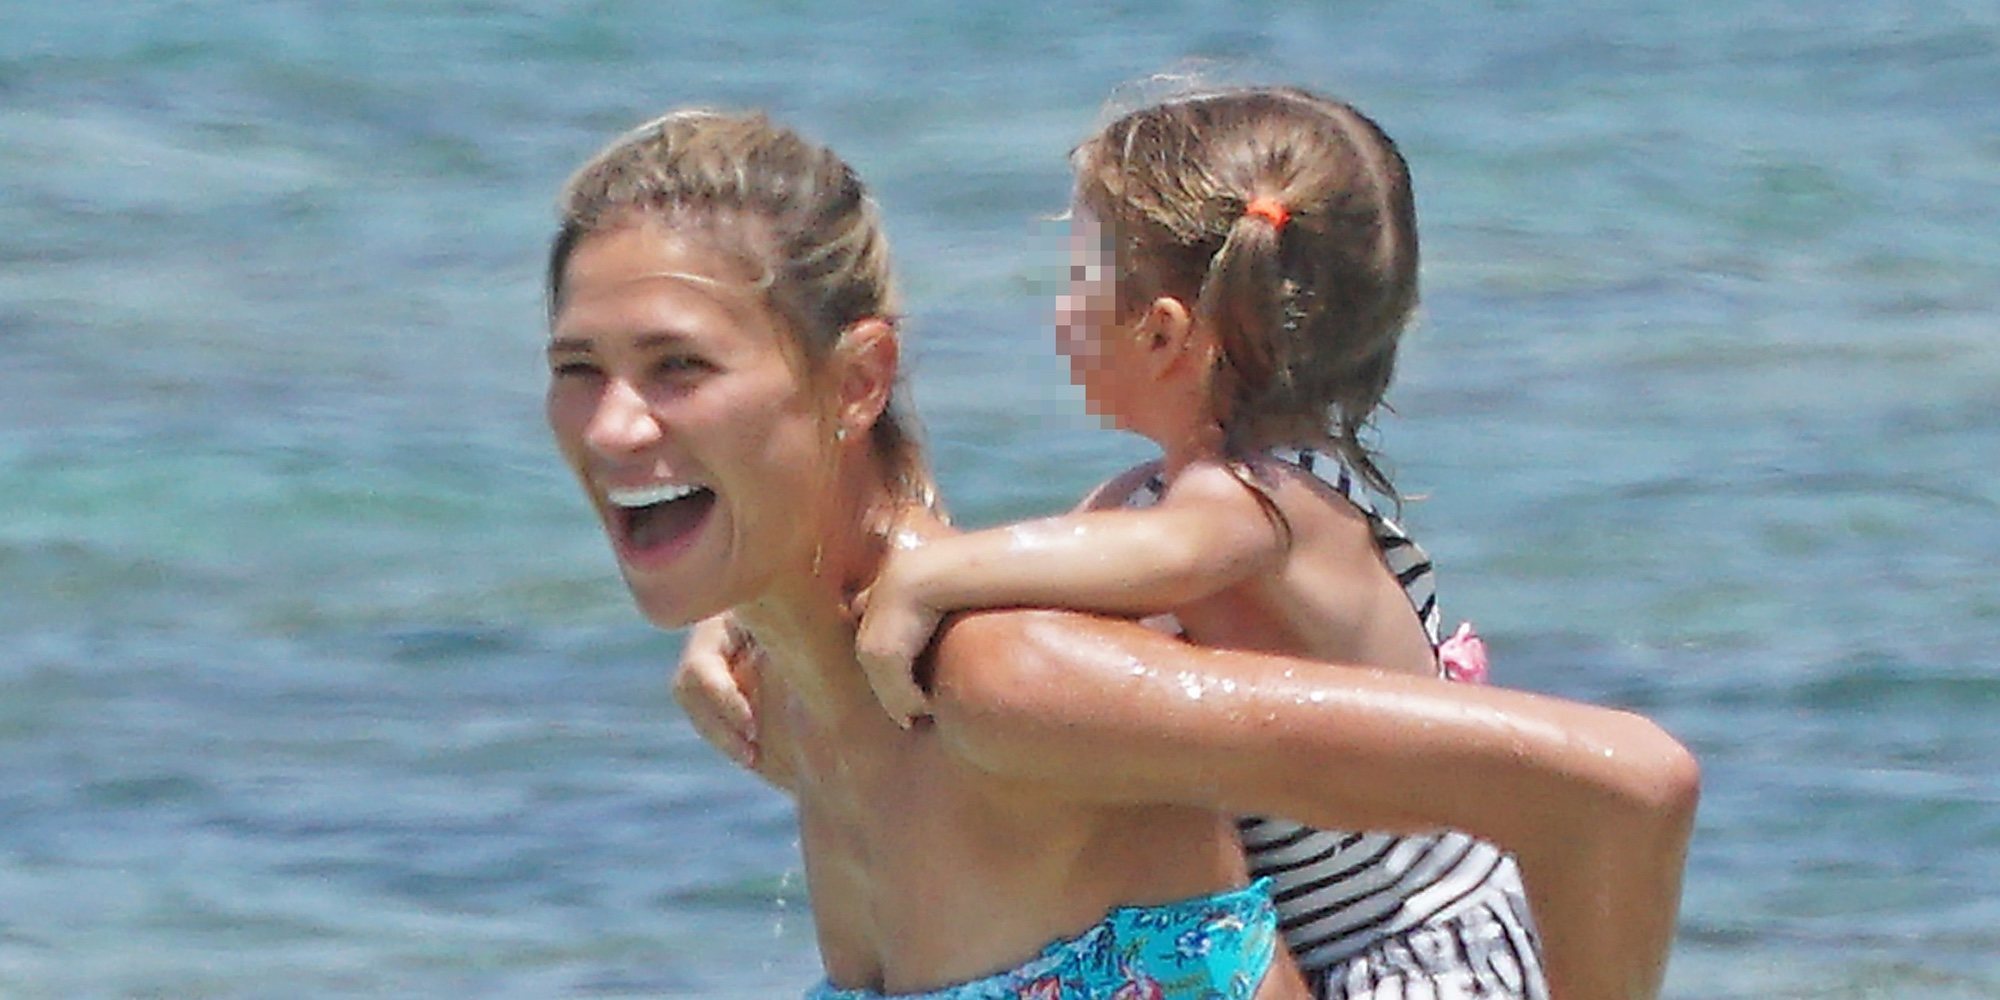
857, 462, 1284, 721
925, 610, 1698, 1000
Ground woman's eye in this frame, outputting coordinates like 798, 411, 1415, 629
550, 359, 600, 379
657, 356, 713, 377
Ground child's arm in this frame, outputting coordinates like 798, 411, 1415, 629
856, 462, 1287, 723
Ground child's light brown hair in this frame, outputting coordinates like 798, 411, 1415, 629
1072, 86, 1419, 498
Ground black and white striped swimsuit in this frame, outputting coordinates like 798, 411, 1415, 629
1128, 449, 1549, 1000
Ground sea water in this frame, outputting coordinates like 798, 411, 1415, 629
2, 2, 1996, 996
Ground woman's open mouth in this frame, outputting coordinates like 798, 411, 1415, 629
607, 481, 718, 564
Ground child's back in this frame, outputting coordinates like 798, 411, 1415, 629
1094, 454, 1435, 679
1107, 448, 1542, 997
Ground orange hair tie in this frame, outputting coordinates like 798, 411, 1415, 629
1243, 196, 1290, 231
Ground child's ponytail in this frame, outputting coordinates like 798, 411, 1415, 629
1195, 193, 1318, 458
1073, 86, 1419, 503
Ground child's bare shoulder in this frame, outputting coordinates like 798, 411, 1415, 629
1260, 457, 1394, 566
1259, 456, 1369, 516
1157, 460, 1298, 556
1160, 459, 1282, 510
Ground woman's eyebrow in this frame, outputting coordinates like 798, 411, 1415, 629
546, 330, 699, 355
632, 331, 700, 350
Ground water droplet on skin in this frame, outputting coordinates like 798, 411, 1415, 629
1005, 521, 1091, 554
1176, 672, 1206, 700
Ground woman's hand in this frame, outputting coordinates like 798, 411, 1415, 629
854, 550, 945, 727
671, 613, 762, 771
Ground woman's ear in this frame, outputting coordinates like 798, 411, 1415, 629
1137, 295, 1197, 382
833, 317, 900, 438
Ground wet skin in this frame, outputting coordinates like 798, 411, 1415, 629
560, 221, 1696, 999
547, 221, 1314, 996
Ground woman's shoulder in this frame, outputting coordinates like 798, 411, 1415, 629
920, 608, 1173, 768
924, 608, 1109, 706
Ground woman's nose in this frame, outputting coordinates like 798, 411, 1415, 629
584, 378, 663, 457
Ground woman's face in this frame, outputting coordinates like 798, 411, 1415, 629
547, 221, 825, 628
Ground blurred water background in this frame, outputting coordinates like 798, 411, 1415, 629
2, 2, 1996, 996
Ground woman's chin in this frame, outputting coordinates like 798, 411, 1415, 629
624, 576, 729, 631
642, 603, 712, 631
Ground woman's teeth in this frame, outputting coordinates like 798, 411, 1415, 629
608, 482, 709, 508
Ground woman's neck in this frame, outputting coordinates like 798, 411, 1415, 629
730, 475, 933, 726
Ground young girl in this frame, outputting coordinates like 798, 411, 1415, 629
841, 87, 1549, 1000
680, 88, 1554, 998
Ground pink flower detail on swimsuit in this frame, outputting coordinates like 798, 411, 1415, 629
1108, 974, 1165, 1000
1438, 622, 1489, 685
1017, 976, 1064, 1000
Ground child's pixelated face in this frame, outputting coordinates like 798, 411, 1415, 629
1054, 206, 1145, 430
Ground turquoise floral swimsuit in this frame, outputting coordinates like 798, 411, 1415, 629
804, 879, 1277, 1000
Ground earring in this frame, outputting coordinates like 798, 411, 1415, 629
835, 426, 849, 442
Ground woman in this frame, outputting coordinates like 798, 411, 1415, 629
547, 108, 1697, 999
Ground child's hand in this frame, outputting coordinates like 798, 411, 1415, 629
672, 613, 762, 770
854, 552, 944, 727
